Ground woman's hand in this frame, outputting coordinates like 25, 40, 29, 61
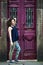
10, 42, 13, 46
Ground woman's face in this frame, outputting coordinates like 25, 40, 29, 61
11, 19, 16, 26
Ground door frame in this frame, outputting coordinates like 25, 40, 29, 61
7, 0, 37, 60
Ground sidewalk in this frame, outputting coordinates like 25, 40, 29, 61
0, 60, 43, 65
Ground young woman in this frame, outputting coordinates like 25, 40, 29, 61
7, 18, 21, 63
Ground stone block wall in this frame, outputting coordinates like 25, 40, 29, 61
0, 1, 7, 61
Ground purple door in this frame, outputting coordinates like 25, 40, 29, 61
7, 0, 37, 60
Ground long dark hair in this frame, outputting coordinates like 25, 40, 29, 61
7, 17, 15, 28
7, 18, 16, 40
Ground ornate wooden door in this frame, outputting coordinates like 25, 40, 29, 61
7, 0, 37, 60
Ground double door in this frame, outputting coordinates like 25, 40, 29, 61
7, 0, 37, 60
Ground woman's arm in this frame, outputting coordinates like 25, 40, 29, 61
8, 27, 13, 46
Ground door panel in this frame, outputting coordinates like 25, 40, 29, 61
7, 0, 37, 60
20, 5, 36, 59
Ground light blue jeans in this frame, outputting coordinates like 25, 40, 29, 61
9, 41, 21, 60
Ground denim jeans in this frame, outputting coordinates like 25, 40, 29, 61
9, 41, 21, 60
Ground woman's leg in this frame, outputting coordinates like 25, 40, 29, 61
15, 41, 21, 61
9, 44, 15, 61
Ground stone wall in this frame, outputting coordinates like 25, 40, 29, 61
37, 0, 43, 61
0, 1, 7, 61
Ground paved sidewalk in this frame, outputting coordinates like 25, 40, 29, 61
0, 61, 43, 65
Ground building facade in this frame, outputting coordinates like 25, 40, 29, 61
0, 0, 43, 61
